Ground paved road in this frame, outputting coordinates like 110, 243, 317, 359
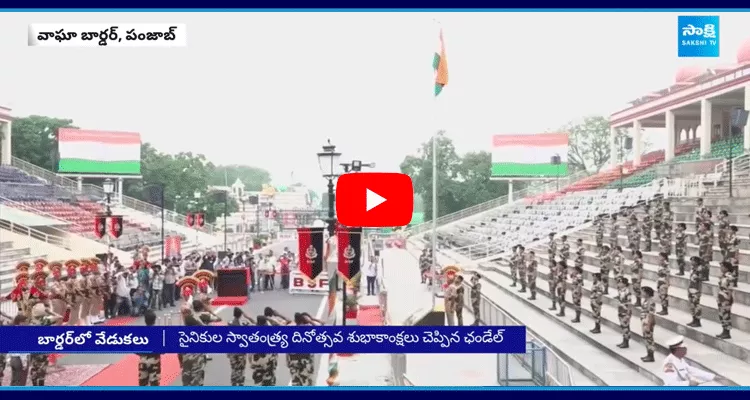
59, 289, 326, 386
170, 290, 326, 386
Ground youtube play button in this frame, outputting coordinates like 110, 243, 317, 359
366, 189, 387, 212
336, 173, 413, 228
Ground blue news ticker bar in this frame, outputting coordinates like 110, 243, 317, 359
0, 326, 525, 354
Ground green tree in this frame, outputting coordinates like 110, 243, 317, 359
400, 133, 509, 222
10, 115, 77, 170
454, 151, 509, 206
210, 165, 271, 191
564, 116, 651, 173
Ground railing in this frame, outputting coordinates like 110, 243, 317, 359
715, 152, 750, 176
653, 176, 718, 198
0, 219, 70, 249
406, 169, 591, 235
464, 282, 574, 386
10, 156, 216, 233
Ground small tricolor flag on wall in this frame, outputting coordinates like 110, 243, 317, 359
433, 28, 449, 97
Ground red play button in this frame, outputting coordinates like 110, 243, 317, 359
336, 173, 413, 228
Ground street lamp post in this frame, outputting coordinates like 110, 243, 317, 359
317, 139, 341, 237
103, 179, 115, 250
317, 139, 342, 324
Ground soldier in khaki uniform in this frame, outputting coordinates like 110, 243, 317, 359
469, 272, 482, 325
525, 252, 538, 301
716, 261, 736, 339
640, 286, 656, 362
29, 303, 63, 386
250, 315, 279, 386
286, 313, 323, 386
138, 310, 161, 386
615, 276, 632, 349
227, 307, 255, 385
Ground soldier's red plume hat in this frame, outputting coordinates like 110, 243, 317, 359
49, 262, 64, 279
192, 270, 215, 283
177, 277, 199, 299
65, 260, 80, 277
16, 261, 31, 274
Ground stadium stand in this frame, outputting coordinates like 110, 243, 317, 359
470, 193, 750, 386
0, 165, 186, 251
609, 135, 745, 189
415, 159, 750, 384
437, 188, 657, 260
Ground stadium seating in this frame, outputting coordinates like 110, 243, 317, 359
0, 165, 44, 184
437, 188, 657, 259
0, 166, 186, 252
608, 135, 744, 189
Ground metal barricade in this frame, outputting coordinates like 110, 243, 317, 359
464, 283, 575, 386
390, 353, 407, 386
162, 311, 182, 326
497, 341, 546, 386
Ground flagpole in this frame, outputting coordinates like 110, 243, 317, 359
431, 132, 438, 309
431, 19, 444, 310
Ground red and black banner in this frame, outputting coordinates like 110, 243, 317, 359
297, 227, 325, 280
196, 213, 205, 227
109, 215, 124, 238
337, 227, 363, 282
186, 212, 195, 227
94, 215, 106, 238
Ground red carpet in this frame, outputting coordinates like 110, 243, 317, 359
1, 364, 108, 386
211, 296, 247, 306
356, 307, 384, 326
80, 354, 182, 386
337, 306, 384, 358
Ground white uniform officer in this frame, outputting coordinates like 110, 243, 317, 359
662, 336, 716, 386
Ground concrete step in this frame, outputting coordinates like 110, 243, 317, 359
530, 252, 750, 362
573, 235, 750, 284
476, 268, 675, 386
0, 241, 12, 251
586, 212, 750, 240
580, 224, 750, 251
526, 247, 750, 335
479, 265, 747, 386
410, 239, 655, 386
670, 197, 750, 211
0, 252, 32, 269
568, 242, 750, 296
0, 247, 31, 259
577, 229, 750, 266
473, 271, 655, 386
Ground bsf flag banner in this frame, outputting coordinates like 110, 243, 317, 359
94, 215, 106, 238
297, 227, 325, 280
337, 227, 362, 282
109, 215, 124, 238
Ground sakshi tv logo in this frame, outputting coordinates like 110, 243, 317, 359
678, 15, 719, 58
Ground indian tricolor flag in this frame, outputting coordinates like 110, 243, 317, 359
433, 28, 449, 97
491, 133, 569, 178
57, 128, 142, 175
